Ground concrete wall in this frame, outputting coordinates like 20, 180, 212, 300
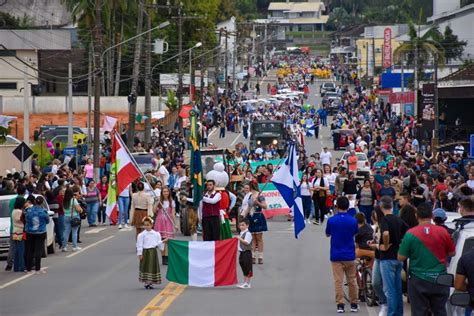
435, 11, 474, 59
0, 145, 30, 177
0, 96, 189, 114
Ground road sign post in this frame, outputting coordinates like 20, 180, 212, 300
12, 142, 34, 174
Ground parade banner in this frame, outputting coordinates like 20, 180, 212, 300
383, 28, 392, 69
259, 183, 290, 219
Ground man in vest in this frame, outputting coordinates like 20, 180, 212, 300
201, 180, 221, 241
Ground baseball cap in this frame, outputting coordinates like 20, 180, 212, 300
433, 208, 447, 220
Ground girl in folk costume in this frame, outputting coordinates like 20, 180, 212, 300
240, 181, 267, 264
136, 217, 167, 289
130, 182, 154, 237
205, 163, 236, 240
153, 186, 177, 265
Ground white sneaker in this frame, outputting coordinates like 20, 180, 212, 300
124, 224, 129, 229
237, 282, 251, 289
378, 304, 388, 316
61, 247, 68, 252
72, 247, 82, 252
118, 224, 123, 229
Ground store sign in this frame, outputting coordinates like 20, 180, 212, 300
383, 28, 392, 69
258, 183, 290, 218
389, 92, 415, 104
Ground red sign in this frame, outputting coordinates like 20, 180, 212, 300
388, 92, 415, 104
383, 28, 392, 69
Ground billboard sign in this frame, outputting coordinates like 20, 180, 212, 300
383, 28, 392, 69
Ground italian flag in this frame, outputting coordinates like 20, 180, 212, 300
105, 132, 141, 224
166, 239, 238, 287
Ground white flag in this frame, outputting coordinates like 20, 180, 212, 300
103, 115, 118, 132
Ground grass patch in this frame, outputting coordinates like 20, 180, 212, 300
286, 31, 332, 39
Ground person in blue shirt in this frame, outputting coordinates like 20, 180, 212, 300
24, 195, 50, 274
326, 196, 359, 313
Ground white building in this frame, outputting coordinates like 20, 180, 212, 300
267, 0, 329, 32
428, 0, 474, 60
0, 30, 71, 97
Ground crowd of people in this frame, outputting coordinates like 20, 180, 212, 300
1, 51, 473, 315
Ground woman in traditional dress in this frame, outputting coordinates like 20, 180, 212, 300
153, 186, 176, 265
130, 182, 154, 237
243, 181, 267, 264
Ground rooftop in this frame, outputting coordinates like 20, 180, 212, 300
0, 29, 71, 50
429, 3, 474, 22
268, 1, 325, 12
440, 64, 474, 82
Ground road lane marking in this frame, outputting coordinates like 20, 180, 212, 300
137, 282, 187, 316
66, 235, 115, 258
208, 127, 217, 138
0, 267, 48, 290
230, 132, 242, 147
84, 227, 107, 234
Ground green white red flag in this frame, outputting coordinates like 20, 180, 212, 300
166, 239, 238, 287
105, 132, 141, 224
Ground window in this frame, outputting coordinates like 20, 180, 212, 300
0, 50, 16, 57
0, 82, 17, 90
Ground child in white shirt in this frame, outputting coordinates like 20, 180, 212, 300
136, 217, 167, 289
236, 218, 253, 289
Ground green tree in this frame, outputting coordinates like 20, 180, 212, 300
439, 26, 467, 63
327, 7, 358, 31
165, 89, 178, 111
394, 21, 445, 90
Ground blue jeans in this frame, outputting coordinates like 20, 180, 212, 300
54, 215, 65, 247
380, 259, 404, 315
301, 195, 312, 219
13, 240, 25, 272
118, 196, 130, 225
87, 201, 99, 225
372, 259, 387, 305
359, 205, 374, 225
63, 216, 79, 248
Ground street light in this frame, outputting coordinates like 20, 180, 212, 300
92, 21, 169, 180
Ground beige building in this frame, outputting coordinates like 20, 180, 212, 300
267, 0, 329, 32
0, 30, 71, 97
355, 25, 408, 78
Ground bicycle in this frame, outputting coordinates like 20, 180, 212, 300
344, 256, 378, 306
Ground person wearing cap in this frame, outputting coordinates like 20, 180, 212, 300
433, 208, 455, 234
398, 203, 456, 316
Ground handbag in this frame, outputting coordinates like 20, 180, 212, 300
78, 198, 88, 220
70, 200, 82, 227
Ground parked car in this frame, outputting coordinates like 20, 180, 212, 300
339, 152, 371, 179
131, 153, 155, 174
38, 125, 86, 145
0, 194, 56, 258
320, 82, 337, 96
2, 135, 22, 145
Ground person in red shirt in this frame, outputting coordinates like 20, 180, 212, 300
347, 150, 358, 173
433, 175, 447, 202
96, 176, 108, 225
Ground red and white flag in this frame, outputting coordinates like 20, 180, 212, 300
105, 132, 141, 224
103, 115, 118, 132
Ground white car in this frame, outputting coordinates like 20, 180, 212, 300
339, 152, 371, 179
0, 194, 56, 257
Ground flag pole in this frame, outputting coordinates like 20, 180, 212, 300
114, 131, 178, 227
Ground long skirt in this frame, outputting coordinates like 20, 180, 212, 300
139, 248, 161, 284
154, 209, 175, 239
220, 218, 232, 240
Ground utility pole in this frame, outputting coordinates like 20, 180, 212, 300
128, 0, 145, 148
365, 43, 369, 78
200, 53, 205, 114
87, 50, 92, 148
224, 29, 228, 97
144, 8, 152, 146
264, 22, 267, 74
67, 62, 73, 147
414, 24, 420, 117
177, 4, 183, 131
215, 29, 222, 103
23, 62, 29, 144
93, 0, 102, 180
401, 57, 405, 113
432, 55, 439, 154
232, 35, 237, 92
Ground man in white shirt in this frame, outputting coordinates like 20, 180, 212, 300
320, 147, 333, 166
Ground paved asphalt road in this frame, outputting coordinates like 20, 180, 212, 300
1, 77, 384, 316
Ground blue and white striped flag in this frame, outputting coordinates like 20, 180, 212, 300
271, 143, 305, 238
305, 119, 315, 137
